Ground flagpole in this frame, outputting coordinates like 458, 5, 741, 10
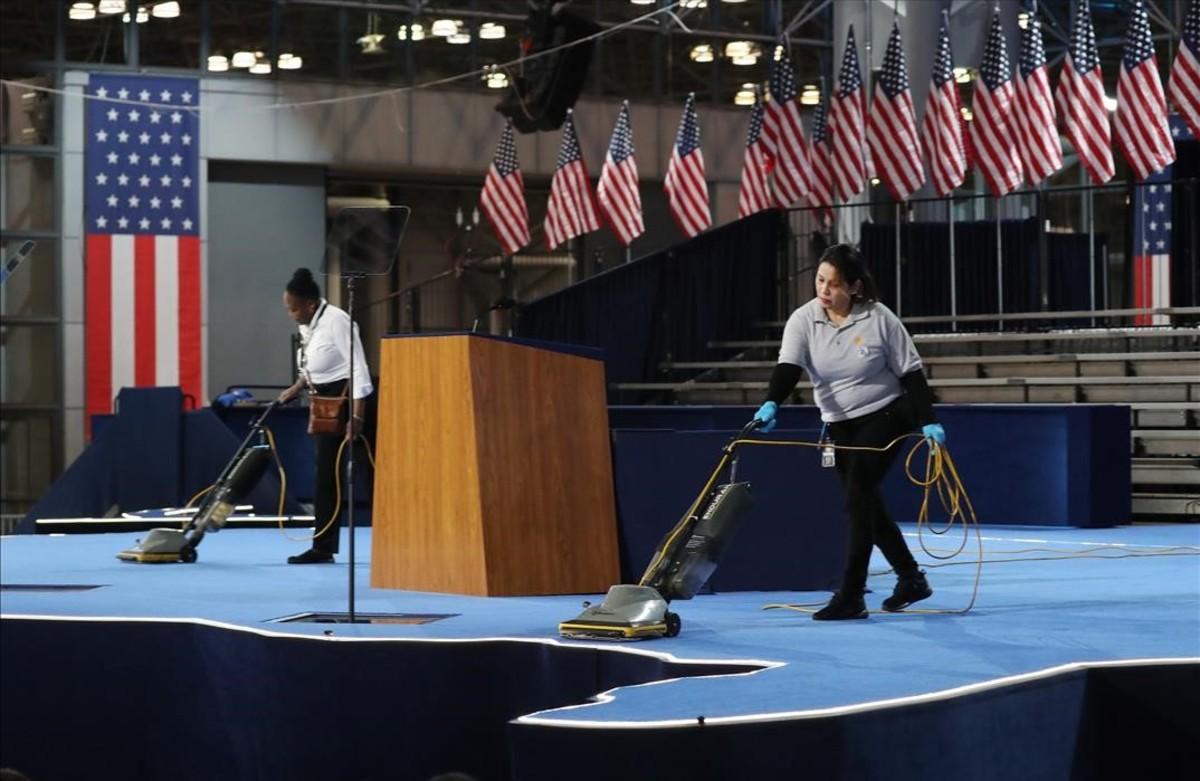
996, 198, 1004, 328
1088, 185, 1096, 326
949, 198, 957, 332
895, 202, 902, 316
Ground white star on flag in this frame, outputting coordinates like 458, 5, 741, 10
95, 129, 108, 142
96, 87, 108, 98
160, 90, 172, 102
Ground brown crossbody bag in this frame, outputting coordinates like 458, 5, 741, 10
300, 303, 347, 436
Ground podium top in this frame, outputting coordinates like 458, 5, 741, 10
383, 332, 605, 363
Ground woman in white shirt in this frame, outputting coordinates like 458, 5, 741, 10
278, 268, 374, 564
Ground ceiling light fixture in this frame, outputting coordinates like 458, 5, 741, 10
690, 44, 714, 63
122, 8, 149, 23
953, 66, 973, 84
69, 2, 96, 20
447, 30, 471, 44
231, 51, 257, 68
397, 23, 426, 41
249, 59, 272, 75
151, 1, 180, 18
799, 85, 820, 106
98, 0, 126, 14
960, 106, 973, 121
479, 22, 505, 40
1017, 11, 1030, 30
207, 54, 229, 72
431, 19, 460, 37
630, 0, 656, 5
681, 0, 708, 7
485, 72, 508, 89
277, 53, 303, 70
734, 88, 757, 106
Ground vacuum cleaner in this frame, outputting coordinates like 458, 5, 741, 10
117, 402, 277, 563
558, 420, 759, 640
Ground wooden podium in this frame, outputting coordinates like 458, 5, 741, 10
370, 334, 620, 596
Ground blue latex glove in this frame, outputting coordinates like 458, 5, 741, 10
922, 423, 946, 447
753, 401, 778, 433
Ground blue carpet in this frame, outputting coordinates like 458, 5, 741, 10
2, 523, 1198, 780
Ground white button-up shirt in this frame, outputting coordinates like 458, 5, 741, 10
297, 300, 374, 400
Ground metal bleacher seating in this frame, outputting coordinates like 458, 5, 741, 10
614, 309, 1200, 520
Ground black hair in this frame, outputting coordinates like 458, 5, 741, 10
817, 244, 878, 302
286, 268, 321, 301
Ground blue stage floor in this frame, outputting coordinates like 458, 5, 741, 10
2, 522, 1198, 780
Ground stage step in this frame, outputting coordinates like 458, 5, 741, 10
1132, 430, 1200, 457
1132, 492, 1200, 519
1132, 457, 1200, 486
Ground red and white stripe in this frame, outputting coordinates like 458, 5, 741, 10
1114, 34, 1176, 178
922, 81, 966, 197
1133, 254, 1171, 325
1169, 2, 1200, 140
1015, 62, 1063, 186
85, 234, 203, 432
597, 154, 643, 246
665, 145, 710, 238
1057, 54, 1114, 185
479, 143, 529, 256
808, 141, 834, 225
762, 94, 812, 206
867, 93, 924, 201
828, 90, 865, 202
737, 142, 771, 219
972, 85, 1022, 197
544, 163, 600, 250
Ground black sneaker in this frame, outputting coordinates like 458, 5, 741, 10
881, 571, 932, 612
812, 591, 868, 621
287, 549, 335, 564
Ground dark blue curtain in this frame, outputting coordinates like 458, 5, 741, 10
515, 211, 780, 394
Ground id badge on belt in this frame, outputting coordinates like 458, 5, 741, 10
820, 422, 835, 468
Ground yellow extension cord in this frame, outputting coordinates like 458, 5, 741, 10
638, 434, 984, 616
183, 427, 375, 544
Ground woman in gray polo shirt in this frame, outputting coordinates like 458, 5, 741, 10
752, 244, 945, 620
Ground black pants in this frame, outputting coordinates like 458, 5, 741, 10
827, 397, 921, 594
311, 380, 375, 555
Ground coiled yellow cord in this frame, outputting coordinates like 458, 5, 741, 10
641, 433, 983, 615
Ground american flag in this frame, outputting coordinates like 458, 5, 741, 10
737, 91, 773, 218
1169, 0, 1200, 140
1057, 0, 1114, 185
85, 74, 202, 433
1115, 0, 1176, 182
866, 22, 924, 201
480, 120, 530, 256
807, 93, 834, 225
664, 93, 711, 239
971, 11, 1022, 197
1132, 171, 1172, 325
829, 25, 866, 202
544, 110, 601, 250
921, 18, 966, 197
763, 48, 812, 207
1015, 11, 1063, 186
597, 102, 644, 247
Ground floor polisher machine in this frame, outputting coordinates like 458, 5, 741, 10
117, 401, 278, 563
559, 420, 759, 640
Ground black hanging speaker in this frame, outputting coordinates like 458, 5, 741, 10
495, 2, 600, 133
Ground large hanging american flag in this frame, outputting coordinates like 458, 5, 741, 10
866, 22, 924, 201
807, 93, 834, 225
1015, 11, 1063, 186
1057, 0, 1114, 185
544, 110, 600, 250
971, 11, 1022, 197
1132, 170, 1173, 326
1115, 0, 1176, 182
763, 48, 812, 207
596, 101, 644, 247
664, 93, 710, 239
1169, 0, 1200, 140
480, 120, 530, 256
921, 18, 966, 197
829, 25, 866, 202
737, 92, 773, 218
85, 74, 202, 432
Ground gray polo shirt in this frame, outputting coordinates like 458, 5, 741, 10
778, 298, 923, 422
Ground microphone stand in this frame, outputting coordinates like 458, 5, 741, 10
344, 270, 362, 623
